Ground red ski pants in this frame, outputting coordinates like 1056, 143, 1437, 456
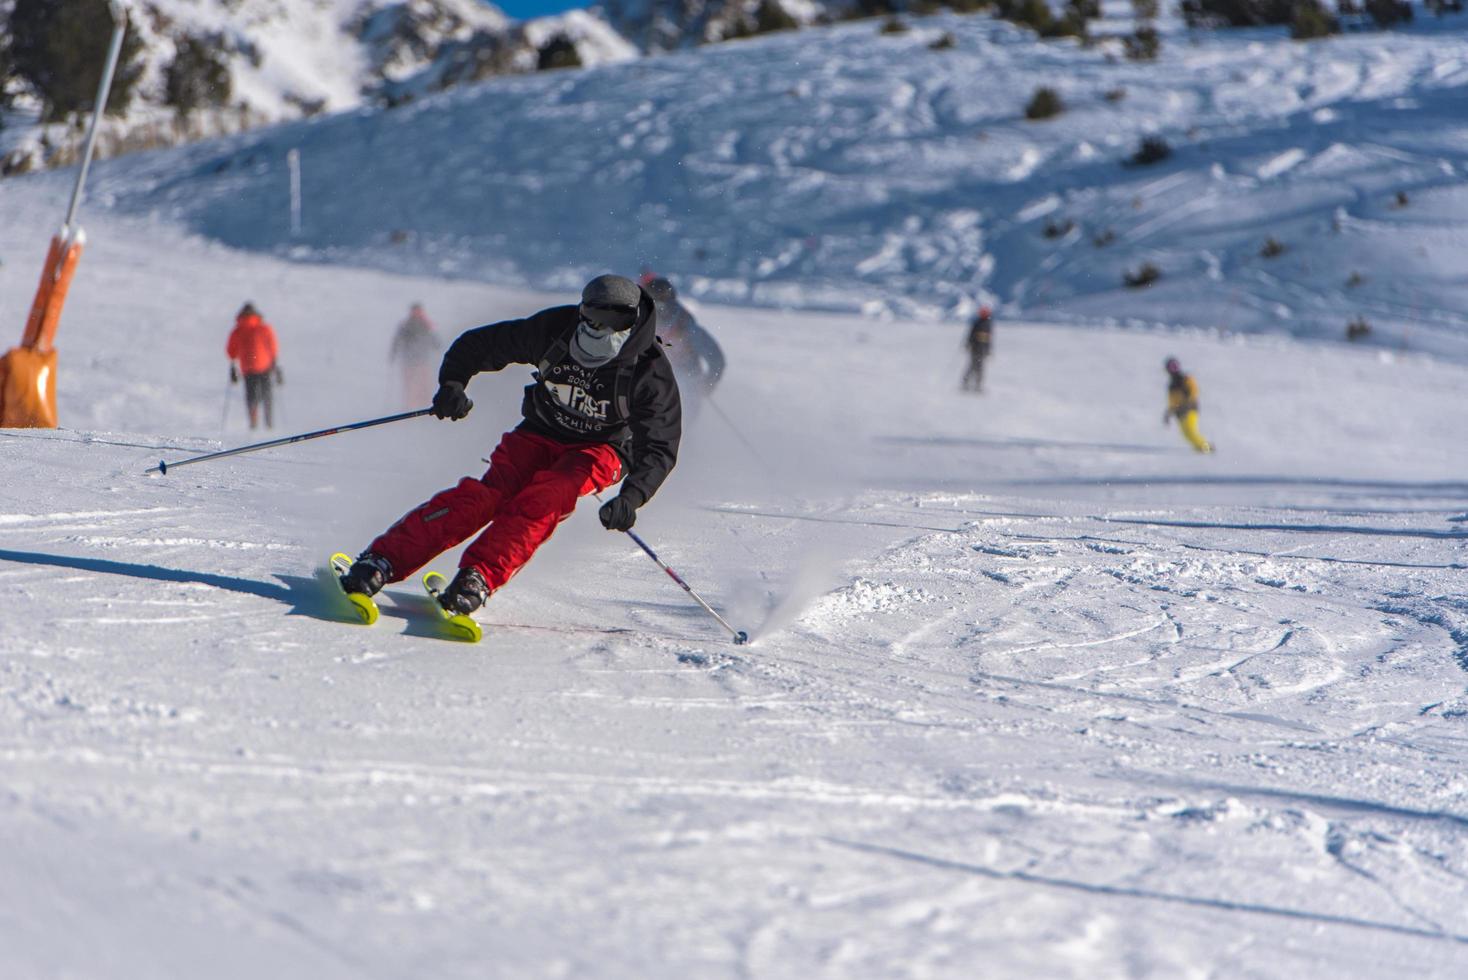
368, 429, 622, 593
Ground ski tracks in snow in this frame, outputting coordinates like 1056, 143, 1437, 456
706, 486, 1468, 966
6, 311, 1468, 971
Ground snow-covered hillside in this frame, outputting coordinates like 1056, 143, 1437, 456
4, 135, 1468, 975
598, 0, 827, 51
34, 12, 1465, 354
0, 0, 635, 173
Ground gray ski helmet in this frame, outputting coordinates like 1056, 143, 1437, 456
579, 274, 642, 332
582, 274, 640, 312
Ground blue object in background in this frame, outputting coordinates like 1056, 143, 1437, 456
496, 0, 588, 18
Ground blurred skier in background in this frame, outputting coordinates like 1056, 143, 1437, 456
962, 306, 993, 392
338, 274, 682, 618
1163, 357, 1214, 453
645, 276, 724, 416
390, 302, 441, 409
226, 302, 282, 430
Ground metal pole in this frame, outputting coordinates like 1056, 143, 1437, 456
287, 148, 302, 236
148, 408, 432, 475
63, 0, 131, 236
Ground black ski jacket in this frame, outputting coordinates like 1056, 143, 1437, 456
657, 298, 727, 393
438, 293, 682, 506
967, 316, 992, 355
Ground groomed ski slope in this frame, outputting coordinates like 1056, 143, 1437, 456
3, 183, 1468, 976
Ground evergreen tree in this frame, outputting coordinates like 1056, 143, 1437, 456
165, 34, 232, 118
1290, 0, 1339, 36
1181, 0, 1295, 27
7, 0, 144, 121
1364, 0, 1412, 25
1124, 25, 1161, 59
0, 44, 13, 113
753, 0, 800, 34
536, 34, 582, 71
1127, 0, 1161, 60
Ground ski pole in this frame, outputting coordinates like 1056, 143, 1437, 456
705, 395, 775, 474
626, 526, 750, 646
147, 407, 432, 475
596, 494, 749, 645
220, 379, 232, 432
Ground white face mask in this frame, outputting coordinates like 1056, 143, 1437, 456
571, 318, 632, 367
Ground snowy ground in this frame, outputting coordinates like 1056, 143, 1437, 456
3, 175, 1468, 976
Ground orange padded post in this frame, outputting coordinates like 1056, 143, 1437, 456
33, 237, 84, 354
20, 235, 64, 349
2, 233, 80, 427
0, 347, 59, 428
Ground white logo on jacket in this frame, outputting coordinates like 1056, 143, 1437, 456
546, 380, 611, 421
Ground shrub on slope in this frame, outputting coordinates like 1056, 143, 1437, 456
1026, 86, 1065, 120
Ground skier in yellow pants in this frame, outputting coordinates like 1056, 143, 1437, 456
1164, 357, 1214, 453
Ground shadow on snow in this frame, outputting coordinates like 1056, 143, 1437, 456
0, 548, 351, 623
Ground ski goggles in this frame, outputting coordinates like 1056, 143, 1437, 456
578, 302, 638, 334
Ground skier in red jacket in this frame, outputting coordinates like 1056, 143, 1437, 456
225, 302, 282, 429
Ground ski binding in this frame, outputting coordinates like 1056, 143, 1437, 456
422, 570, 484, 643
330, 552, 379, 625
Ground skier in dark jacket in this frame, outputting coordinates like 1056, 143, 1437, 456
645, 277, 724, 411
962, 306, 993, 392
339, 275, 682, 617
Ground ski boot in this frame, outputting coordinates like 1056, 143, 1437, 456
422, 566, 489, 642
438, 567, 490, 616
341, 553, 392, 597
331, 552, 392, 625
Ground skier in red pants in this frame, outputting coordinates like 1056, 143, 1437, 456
339, 274, 682, 616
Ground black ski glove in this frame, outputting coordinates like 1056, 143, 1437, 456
273, 365, 284, 385
229, 364, 239, 384
431, 381, 473, 420
598, 494, 639, 532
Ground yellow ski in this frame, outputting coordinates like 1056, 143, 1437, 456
330, 552, 379, 625
422, 570, 484, 643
